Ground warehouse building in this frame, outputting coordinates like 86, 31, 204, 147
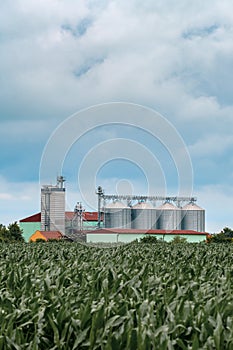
86, 228, 207, 243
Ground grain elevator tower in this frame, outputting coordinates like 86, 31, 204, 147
41, 176, 66, 233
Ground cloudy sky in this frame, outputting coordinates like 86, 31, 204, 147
1, 0, 233, 232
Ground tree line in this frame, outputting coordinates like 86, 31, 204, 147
0, 222, 24, 242
0, 222, 233, 243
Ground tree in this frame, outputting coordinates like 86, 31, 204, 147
171, 236, 187, 244
207, 227, 233, 243
7, 222, 24, 242
0, 224, 8, 242
140, 235, 158, 243
220, 227, 233, 238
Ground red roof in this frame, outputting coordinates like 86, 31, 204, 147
65, 211, 101, 221
20, 213, 41, 222
40, 231, 63, 240
20, 211, 101, 222
86, 228, 207, 235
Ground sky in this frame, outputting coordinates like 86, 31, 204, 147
1, 0, 233, 232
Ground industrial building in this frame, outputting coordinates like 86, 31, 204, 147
20, 180, 206, 243
97, 186, 205, 232
20, 211, 101, 242
86, 229, 207, 243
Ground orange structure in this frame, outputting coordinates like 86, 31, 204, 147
29, 230, 63, 242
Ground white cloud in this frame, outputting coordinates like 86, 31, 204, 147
1, 0, 233, 228
0, 177, 40, 225
1, 0, 233, 122
189, 134, 233, 157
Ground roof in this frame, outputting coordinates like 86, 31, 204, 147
182, 203, 204, 211
39, 231, 63, 240
65, 211, 100, 221
86, 228, 207, 235
105, 201, 127, 209
133, 202, 154, 209
157, 202, 180, 210
20, 211, 100, 222
20, 213, 41, 222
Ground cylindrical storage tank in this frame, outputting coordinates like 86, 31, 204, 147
157, 202, 182, 230
104, 201, 131, 229
131, 202, 158, 229
181, 202, 205, 232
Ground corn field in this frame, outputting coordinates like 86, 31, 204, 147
0, 242, 233, 349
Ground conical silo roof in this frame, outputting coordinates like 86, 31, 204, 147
182, 202, 204, 211
105, 201, 127, 209
157, 202, 180, 210
133, 202, 155, 209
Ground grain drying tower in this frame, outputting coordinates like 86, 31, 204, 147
41, 176, 66, 233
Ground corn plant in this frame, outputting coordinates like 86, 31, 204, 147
0, 242, 233, 349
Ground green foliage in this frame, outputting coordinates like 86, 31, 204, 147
171, 236, 188, 244
34, 238, 46, 243
0, 222, 24, 242
140, 235, 158, 243
209, 233, 232, 244
220, 227, 233, 238
208, 227, 233, 243
8, 222, 24, 242
0, 243, 233, 349
0, 224, 8, 242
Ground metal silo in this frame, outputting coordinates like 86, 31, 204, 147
181, 202, 205, 232
131, 202, 158, 230
104, 201, 131, 229
41, 176, 66, 234
157, 202, 181, 230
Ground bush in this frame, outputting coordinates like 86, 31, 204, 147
140, 235, 158, 243
171, 236, 187, 244
208, 233, 232, 244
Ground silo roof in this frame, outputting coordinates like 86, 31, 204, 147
105, 201, 127, 209
133, 202, 155, 209
157, 202, 180, 210
182, 203, 204, 211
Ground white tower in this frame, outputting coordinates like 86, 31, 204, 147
41, 176, 66, 233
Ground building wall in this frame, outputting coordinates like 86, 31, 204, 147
20, 222, 41, 242
163, 234, 205, 243
86, 233, 118, 243
87, 233, 206, 244
117, 234, 145, 243
83, 221, 99, 229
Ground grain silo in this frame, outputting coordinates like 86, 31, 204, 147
131, 202, 158, 229
181, 202, 205, 232
41, 176, 66, 234
104, 201, 131, 229
157, 202, 181, 230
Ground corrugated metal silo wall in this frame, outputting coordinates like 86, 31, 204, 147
104, 208, 131, 228
131, 209, 158, 229
181, 210, 205, 232
157, 209, 182, 230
